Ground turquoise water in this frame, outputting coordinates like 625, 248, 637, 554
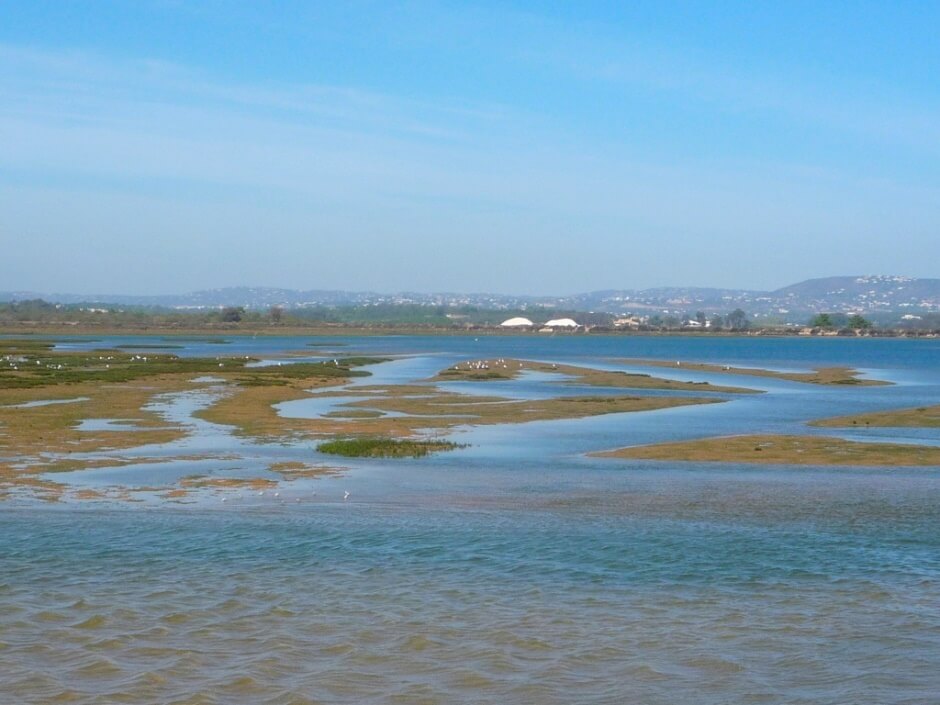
2, 335, 940, 703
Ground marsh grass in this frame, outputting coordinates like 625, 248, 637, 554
617, 359, 891, 386
318, 437, 463, 458
597, 434, 940, 466
811, 404, 940, 428
433, 359, 757, 393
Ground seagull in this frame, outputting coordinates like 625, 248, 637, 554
343, 490, 350, 500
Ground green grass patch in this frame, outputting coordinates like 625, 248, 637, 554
317, 437, 464, 458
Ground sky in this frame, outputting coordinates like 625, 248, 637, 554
1, 1, 938, 295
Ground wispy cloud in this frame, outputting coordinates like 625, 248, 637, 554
1, 32, 938, 293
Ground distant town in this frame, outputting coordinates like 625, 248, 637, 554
2, 275, 940, 333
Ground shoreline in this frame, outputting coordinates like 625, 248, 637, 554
1, 324, 938, 338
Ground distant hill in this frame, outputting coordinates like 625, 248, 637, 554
771, 276, 940, 311
3, 276, 939, 322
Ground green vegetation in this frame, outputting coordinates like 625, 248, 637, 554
809, 312, 872, 330
725, 308, 749, 331
848, 314, 872, 329
0, 341, 385, 390
317, 437, 463, 458
0, 339, 381, 499
0, 298, 608, 330
810, 313, 834, 328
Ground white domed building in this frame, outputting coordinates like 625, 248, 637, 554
542, 318, 580, 329
500, 317, 535, 328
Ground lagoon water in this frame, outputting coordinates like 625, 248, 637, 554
3, 335, 940, 703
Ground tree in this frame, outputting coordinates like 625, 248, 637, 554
221, 306, 244, 323
810, 313, 833, 328
710, 314, 724, 331
848, 314, 872, 329
695, 310, 707, 328
268, 306, 284, 323
727, 308, 749, 331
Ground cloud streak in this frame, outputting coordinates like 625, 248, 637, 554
0, 27, 938, 294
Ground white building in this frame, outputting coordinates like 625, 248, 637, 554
542, 318, 579, 328
500, 317, 535, 327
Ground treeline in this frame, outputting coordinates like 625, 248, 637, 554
807, 311, 940, 333
0, 300, 614, 329
0, 299, 268, 327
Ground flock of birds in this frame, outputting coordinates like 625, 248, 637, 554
5, 348, 359, 506
452, 358, 522, 372
217, 488, 352, 505
452, 358, 564, 373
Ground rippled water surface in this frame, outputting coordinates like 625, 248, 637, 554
3, 335, 940, 703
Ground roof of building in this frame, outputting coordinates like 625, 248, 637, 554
500, 316, 535, 327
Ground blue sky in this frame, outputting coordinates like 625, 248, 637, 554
1, 1, 938, 295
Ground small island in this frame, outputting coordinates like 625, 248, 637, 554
317, 438, 463, 458
811, 405, 940, 428
617, 359, 891, 386
596, 434, 940, 466
433, 358, 757, 393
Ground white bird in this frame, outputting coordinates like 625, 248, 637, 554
343, 490, 350, 500
274, 492, 280, 498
